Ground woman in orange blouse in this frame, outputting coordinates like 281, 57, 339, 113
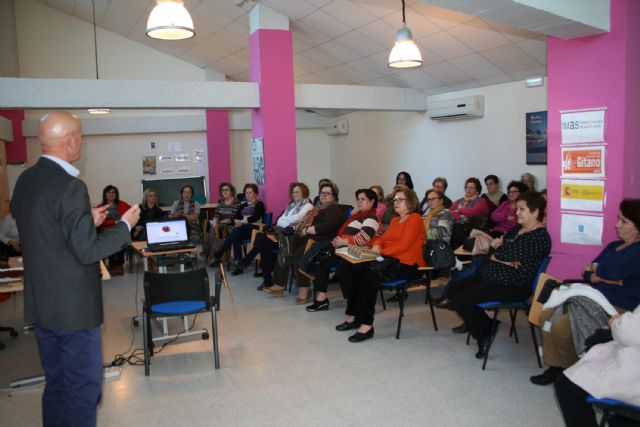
336, 185, 425, 343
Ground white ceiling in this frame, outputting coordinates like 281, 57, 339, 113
35, 0, 548, 96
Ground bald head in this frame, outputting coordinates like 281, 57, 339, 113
39, 111, 83, 163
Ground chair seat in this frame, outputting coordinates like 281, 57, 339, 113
151, 301, 206, 315
380, 279, 407, 288
477, 301, 528, 310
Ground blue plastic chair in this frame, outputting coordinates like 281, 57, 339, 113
587, 396, 640, 426
142, 268, 220, 375
467, 256, 551, 370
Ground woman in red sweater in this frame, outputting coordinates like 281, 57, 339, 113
98, 185, 131, 276
336, 185, 425, 343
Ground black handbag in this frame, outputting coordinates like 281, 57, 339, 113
423, 239, 455, 269
370, 256, 402, 281
298, 241, 334, 275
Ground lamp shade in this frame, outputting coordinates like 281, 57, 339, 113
146, 0, 195, 40
88, 108, 111, 115
388, 25, 423, 69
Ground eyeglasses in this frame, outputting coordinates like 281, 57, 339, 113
221, 188, 230, 192
319, 191, 333, 196
508, 190, 520, 194
465, 186, 476, 190
292, 189, 301, 193
392, 197, 406, 204
427, 197, 440, 202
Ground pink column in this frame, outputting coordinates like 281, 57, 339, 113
546, 0, 640, 278
0, 110, 26, 163
249, 29, 297, 213
205, 109, 231, 203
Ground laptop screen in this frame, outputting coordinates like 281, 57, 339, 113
146, 219, 189, 245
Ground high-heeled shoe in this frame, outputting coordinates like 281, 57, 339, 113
348, 327, 374, 343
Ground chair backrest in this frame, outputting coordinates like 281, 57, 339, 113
530, 256, 552, 294
339, 204, 354, 221
143, 268, 211, 309
263, 212, 273, 227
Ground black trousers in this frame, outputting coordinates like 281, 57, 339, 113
108, 249, 125, 267
335, 259, 361, 299
242, 232, 277, 286
309, 254, 339, 294
449, 275, 530, 341
346, 263, 420, 326
555, 372, 639, 427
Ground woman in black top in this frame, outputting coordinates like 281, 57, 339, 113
449, 191, 551, 359
132, 188, 166, 241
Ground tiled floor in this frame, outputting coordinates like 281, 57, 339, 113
0, 260, 563, 426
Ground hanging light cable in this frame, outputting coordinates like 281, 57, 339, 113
146, 0, 195, 40
388, 0, 423, 69
88, 0, 110, 115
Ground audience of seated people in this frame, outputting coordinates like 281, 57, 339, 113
210, 183, 265, 273
232, 182, 313, 287
449, 177, 490, 249
170, 184, 202, 242
132, 188, 166, 241
98, 185, 131, 276
304, 188, 381, 312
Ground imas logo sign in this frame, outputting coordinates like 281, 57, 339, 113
560, 109, 605, 144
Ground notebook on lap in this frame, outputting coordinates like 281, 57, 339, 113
145, 218, 195, 252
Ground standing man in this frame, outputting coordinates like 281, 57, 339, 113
12, 111, 140, 427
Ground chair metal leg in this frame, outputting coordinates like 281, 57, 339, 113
211, 308, 220, 369
380, 288, 387, 311
466, 331, 471, 345
395, 287, 406, 339
424, 278, 438, 331
287, 264, 295, 293
509, 309, 520, 343
143, 311, 150, 376
529, 322, 543, 368
482, 310, 500, 370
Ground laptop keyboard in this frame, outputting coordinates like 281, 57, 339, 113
147, 243, 196, 252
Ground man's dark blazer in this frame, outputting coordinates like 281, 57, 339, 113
12, 157, 131, 330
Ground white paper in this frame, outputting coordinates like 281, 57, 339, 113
159, 168, 174, 175
193, 149, 205, 162
168, 142, 182, 152
177, 166, 191, 175
158, 155, 172, 162
560, 109, 605, 144
560, 179, 604, 212
175, 153, 190, 162
561, 213, 603, 245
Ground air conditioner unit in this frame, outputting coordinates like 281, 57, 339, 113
325, 118, 349, 136
427, 95, 484, 120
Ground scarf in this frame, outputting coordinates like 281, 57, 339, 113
283, 199, 310, 217
336, 207, 377, 236
176, 199, 196, 215
422, 204, 444, 235
295, 201, 336, 234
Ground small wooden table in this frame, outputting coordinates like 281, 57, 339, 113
130, 241, 198, 273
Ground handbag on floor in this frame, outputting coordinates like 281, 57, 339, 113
423, 239, 455, 269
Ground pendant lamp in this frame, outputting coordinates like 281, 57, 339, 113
146, 0, 195, 40
88, 0, 110, 115
388, 0, 423, 69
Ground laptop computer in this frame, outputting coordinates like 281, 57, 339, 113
145, 218, 195, 252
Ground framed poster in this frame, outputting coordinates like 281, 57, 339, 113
526, 111, 547, 165
252, 137, 265, 185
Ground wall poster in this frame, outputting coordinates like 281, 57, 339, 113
526, 111, 547, 165
252, 137, 265, 185
560, 179, 604, 212
560, 109, 605, 144
561, 146, 605, 178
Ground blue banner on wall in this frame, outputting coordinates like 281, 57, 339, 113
526, 111, 547, 165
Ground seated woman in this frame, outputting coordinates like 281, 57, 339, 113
233, 182, 313, 287
132, 188, 166, 241
335, 185, 425, 343
380, 172, 414, 231
305, 188, 380, 312
206, 182, 242, 258
450, 177, 490, 249
265, 182, 343, 303
170, 184, 201, 241
448, 191, 551, 359
530, 198, 640, 386
489, 181, 529, 235
98, 185, 131, 276
422, 188, 454, 243
481, 174, 508, 211
211, 183, 265, 273
521, 172, 537, 192
554, 304, 640, 427
432, 177, 453, 209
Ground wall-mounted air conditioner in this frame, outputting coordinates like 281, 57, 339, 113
427, 95, 484, 120
325, 118, 349, 136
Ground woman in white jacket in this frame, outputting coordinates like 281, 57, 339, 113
554, 304, 640, 426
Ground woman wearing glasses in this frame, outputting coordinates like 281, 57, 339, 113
336, 185, 425, 342
450, 177, 490, 249
489, 181, 529, 235
265, 182, 343, 303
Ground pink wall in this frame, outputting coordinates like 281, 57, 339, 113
205, 110, 231, 203
0, 110, 26, 163
249, 29, 297, 215
546, 0, 640, 277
